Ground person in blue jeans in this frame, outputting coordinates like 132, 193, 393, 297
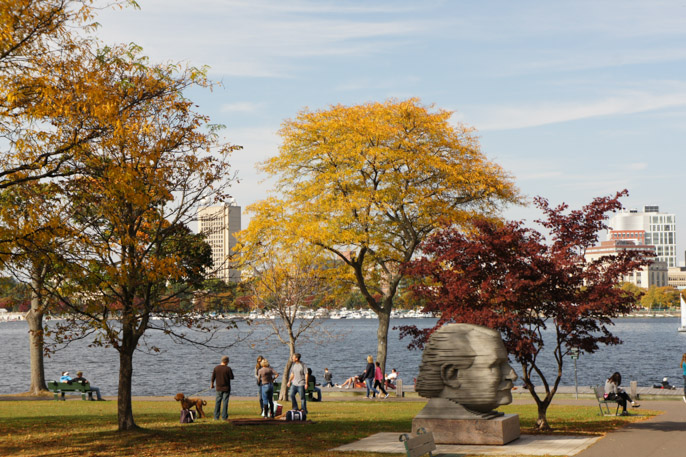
363, 355, 379, 398
287, 353, 308, 412
211, 355, 234, 420
257, 358, 279, 418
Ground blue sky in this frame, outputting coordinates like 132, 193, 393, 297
97, 0, 686, 263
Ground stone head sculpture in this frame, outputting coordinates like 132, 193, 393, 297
416, 323, 517, 414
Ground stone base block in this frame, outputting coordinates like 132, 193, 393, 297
412, 414, 520, 445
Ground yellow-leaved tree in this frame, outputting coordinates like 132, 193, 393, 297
250, 99, 520, 371
239, 198, 336, 401
38, 43, 239, 431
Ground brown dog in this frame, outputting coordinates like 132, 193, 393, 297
174, 393, 207, 418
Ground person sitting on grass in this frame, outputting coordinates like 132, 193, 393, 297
71, 371, 105, 401
605, 371, 639, 415
340, 375, 362, 388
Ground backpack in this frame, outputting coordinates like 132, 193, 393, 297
180, 409, 196, 423
285, 409, 306, 421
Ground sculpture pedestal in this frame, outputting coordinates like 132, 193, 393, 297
412, 414, 520, 445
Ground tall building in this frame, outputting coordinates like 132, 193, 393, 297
198, 202, 241, 283
607, 205, 677, 267
584, 240, 667, 288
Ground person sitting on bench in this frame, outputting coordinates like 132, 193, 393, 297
385, 368, 398, 389
71, 371, 104, 401
605, 371, 639, 415
307, 368, 322, 401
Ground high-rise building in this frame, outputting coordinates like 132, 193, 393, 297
198, 202, 241, 283
607, 205, 677, 267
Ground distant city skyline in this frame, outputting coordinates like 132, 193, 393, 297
96, 1, 686, 264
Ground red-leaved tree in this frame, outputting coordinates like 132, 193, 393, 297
401, 190, 652, 430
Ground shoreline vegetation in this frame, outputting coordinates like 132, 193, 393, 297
0, 308, 682, 322
0, 399, 658, 457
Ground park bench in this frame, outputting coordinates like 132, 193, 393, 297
273, 381, 318, 401
593, 385, 620, 416
47, 381, 94, 401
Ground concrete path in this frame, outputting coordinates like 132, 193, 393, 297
575, 398, 686, 457
332, 432, 601, 456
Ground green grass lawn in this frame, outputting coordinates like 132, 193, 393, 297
0, 399, 658, 457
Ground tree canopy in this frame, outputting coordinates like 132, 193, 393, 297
402, 190, 652, 430
248, 98, 519, 370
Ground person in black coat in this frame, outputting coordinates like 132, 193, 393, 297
363, 355, 379, 398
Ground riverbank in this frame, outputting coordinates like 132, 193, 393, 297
1, 309, 683, 322
2, 384, 684, 402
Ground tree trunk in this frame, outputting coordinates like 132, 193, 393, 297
535, 402, 551, 431
375, 308, 391, 373
26, 271, 48, 395
279, 340, 296, 402
117, 349, 138, 431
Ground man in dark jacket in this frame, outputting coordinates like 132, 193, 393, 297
211, 355, 234, 420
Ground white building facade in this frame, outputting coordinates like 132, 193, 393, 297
607, 206, 677, 268
584, 240, 668, 288
197, 203, 241, 283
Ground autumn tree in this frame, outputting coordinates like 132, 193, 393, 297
0, 181, 75, 395
37, 43, 238, 431
239, 200, 335, 400
402, 191, 653, 430
640, 285, 680, 309
252, 99, 519, 371
0, 0, 135, 192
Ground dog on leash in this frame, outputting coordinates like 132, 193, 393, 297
174, 393, 207, 418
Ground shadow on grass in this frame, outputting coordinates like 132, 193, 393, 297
1, 414, 415, 457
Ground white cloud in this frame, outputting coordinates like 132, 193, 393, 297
220, 102, 263, 113
95, 1, 429, 78
466, 88, 686, 131
625, 162, 648, 171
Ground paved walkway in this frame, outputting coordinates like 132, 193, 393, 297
574, 398, 686, 457
332, 432, 601, 456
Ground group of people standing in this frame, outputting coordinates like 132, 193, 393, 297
253, 353, 309, 419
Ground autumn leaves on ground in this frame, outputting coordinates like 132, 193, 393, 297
0, 399, 658, 457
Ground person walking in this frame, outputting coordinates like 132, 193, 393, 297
363, 355, 379, 399
257, 359, 278, 418
681, 353, 686, 403
287, 353, 308, 413
373, 362, 389, 398
211, 355, 234, 420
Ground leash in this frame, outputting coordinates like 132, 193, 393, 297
189, 387, 212, 397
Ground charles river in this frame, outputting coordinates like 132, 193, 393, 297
1, 317, 685, 397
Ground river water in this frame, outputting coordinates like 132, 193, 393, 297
1, 317, 685, 397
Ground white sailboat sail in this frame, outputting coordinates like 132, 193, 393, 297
680, 294, 686, 331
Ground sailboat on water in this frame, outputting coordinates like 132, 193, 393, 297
678, 294, 686, 332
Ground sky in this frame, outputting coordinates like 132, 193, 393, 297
96, 0, 686, 264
